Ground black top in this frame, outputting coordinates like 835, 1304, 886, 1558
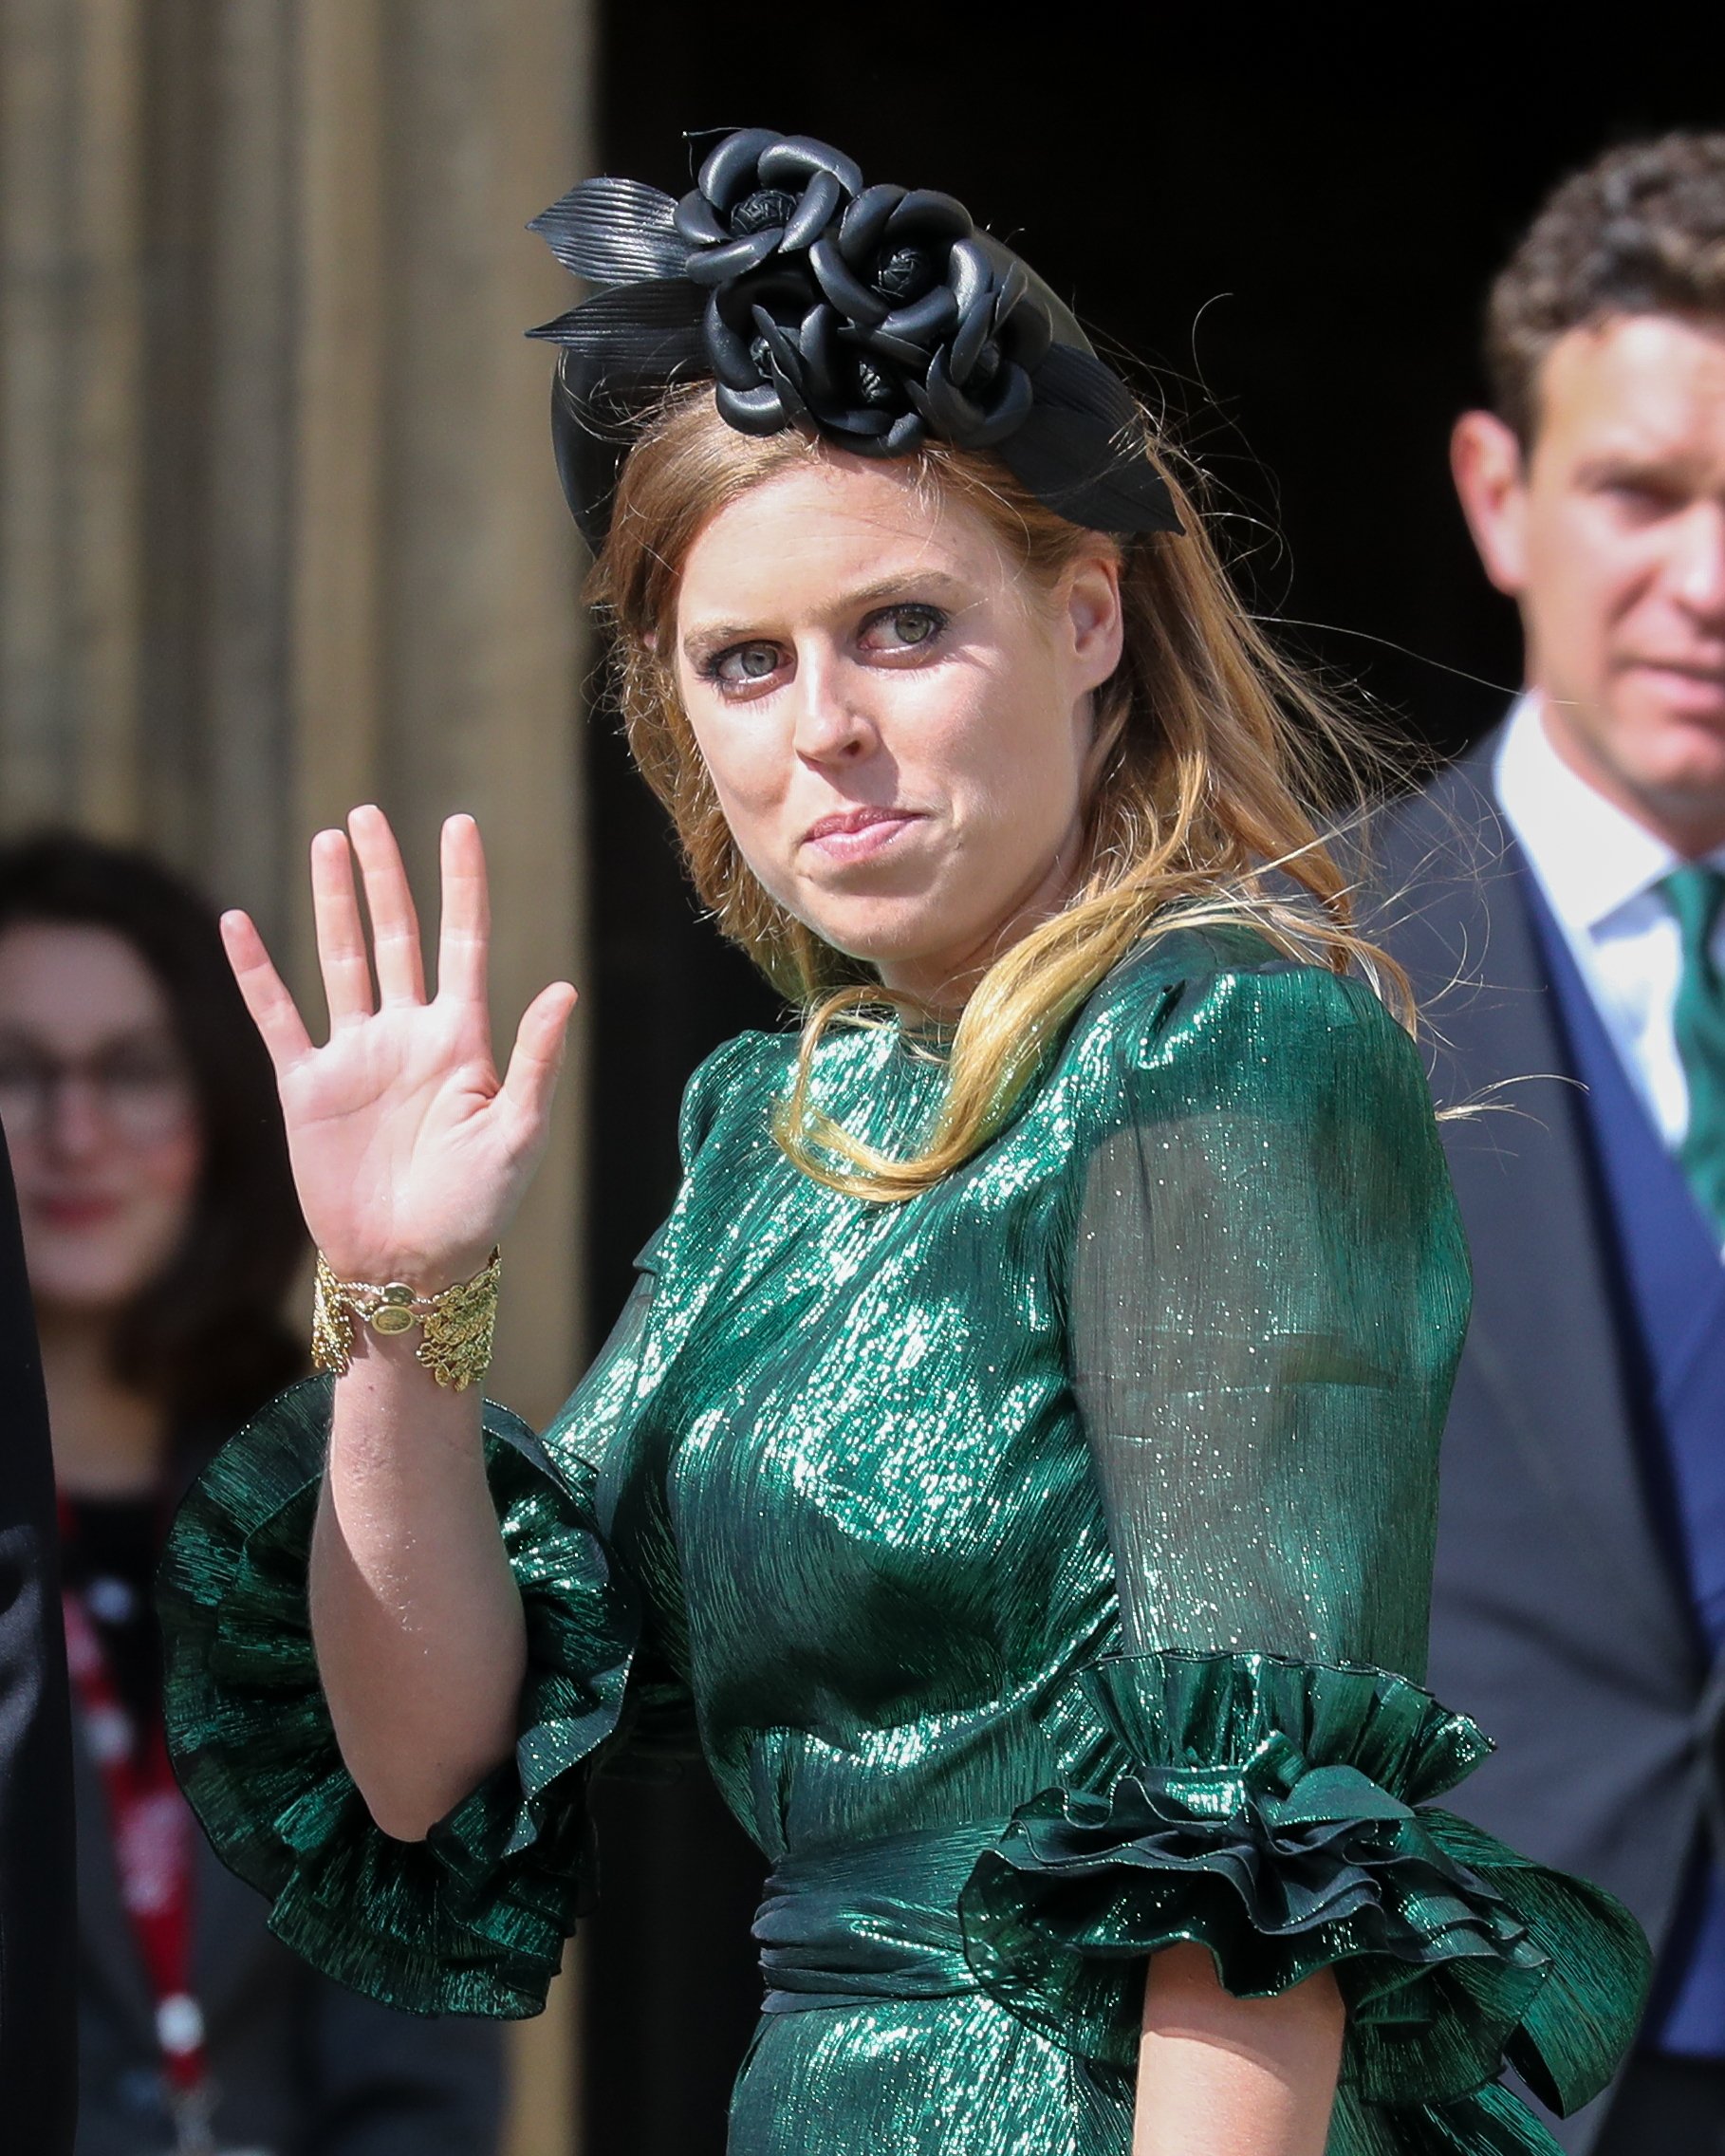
61, 1495, 162, 1749
0, 1139, 77, 2153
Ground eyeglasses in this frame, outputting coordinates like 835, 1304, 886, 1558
0, 1037, 196, 1146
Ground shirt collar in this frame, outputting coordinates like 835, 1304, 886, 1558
1493, 693, 1711, 937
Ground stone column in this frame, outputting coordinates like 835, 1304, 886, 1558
0, 0, 148, 830
0, 3, 595, 2146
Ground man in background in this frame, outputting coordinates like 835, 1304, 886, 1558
1379, 133, 1725, 2151
0, 1130, 77, 2150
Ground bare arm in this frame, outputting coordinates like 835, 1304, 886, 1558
309, 1340, 521, 1839
225, 808, 576, 1841
1134, 1948, 1343, 2156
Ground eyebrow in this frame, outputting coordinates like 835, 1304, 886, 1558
0, 1023, 180, 1053
679, 568, 974, 657
1572, 436, 1707, 478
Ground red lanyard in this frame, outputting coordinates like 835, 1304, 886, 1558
60, 1499, 210, 2122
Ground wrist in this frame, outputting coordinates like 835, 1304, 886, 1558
317, 1243, 497, 1294
312, 1248, 501, 1392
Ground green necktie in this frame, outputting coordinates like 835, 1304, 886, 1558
1664, 862, 1725, 1240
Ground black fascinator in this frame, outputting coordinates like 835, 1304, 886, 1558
527, 129, 1182, 552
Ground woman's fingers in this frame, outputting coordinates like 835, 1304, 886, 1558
498, 981, 579, 1138
347, 805, 427, 1006
221, 910, 315, 1071
311, 828, 377, 1029
436, 814, 492, 1010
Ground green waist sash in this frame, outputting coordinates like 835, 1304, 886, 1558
754, 1823, 1002, 2015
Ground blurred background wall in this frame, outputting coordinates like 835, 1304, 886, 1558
0, 3, 592, 2150
0, 5, 1710, 2152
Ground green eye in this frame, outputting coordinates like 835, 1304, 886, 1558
705, 641, 786, 688
864, 604, 946, 652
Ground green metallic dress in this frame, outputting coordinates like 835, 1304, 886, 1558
160, 927, 1648, 2154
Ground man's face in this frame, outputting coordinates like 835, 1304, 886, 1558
1453, 313, 1725, 853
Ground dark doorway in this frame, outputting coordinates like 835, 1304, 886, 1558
581, 18, 1713, 2149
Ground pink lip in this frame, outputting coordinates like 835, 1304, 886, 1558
1624, 660, 1725, 712
802, 806, 922, 862
35, 1195, 122, 1229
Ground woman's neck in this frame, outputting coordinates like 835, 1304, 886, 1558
37, 1309, 168, 1498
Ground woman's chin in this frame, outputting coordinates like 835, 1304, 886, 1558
28, 1272, 141, 1319
796, 906, 955, 972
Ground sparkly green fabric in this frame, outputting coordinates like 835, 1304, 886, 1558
159, 928, 1648, 2153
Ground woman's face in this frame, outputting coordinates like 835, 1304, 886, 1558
672, 455, 1124, 1005
0, 924, 202, 1318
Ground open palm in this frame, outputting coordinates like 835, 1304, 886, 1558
223, 807, 577, 1289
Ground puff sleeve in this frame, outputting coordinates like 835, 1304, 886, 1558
158, 1271, 658, 2019
959, 954, 1649, 2152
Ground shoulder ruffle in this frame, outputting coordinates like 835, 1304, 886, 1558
159, 1376, 637, 2017
677, 1029, 794, 1171
1057, 928, 1439, 1160
1119, 932, 1411, 1078
958, 1651, 1647, 2148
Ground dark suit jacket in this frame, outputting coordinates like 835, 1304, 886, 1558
1375, 736, 1718, 2154
72, 1707, 508, 2156
0, 1141, 77, 2152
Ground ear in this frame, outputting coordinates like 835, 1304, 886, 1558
1451, 410, 1530, 598
1065, 550, 1125, 694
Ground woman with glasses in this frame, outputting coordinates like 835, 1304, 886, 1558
0, 831, 508, 2156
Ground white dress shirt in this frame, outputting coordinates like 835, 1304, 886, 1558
1493, 693, 1725, 1156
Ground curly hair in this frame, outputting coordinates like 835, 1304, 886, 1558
1488, 131, 1725, 444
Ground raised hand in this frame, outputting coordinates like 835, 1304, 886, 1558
223, 806, 577, 1289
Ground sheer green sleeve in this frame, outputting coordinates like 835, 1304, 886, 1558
159, 1271, 657, 2020
1070, 958, 1460, 1677
960, 949, 1648, 2152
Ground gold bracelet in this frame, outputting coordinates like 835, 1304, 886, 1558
312, 1248, 501, 1391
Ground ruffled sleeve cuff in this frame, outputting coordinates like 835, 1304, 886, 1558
958, 1652, 1648, 2130
159, 1376, 637, 2018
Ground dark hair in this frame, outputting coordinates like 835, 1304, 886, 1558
0, 831, 304, 1424
1487, 131, 1725, 444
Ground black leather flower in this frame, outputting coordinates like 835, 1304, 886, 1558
674, 130, 863, 287
527, 129, 1181, 548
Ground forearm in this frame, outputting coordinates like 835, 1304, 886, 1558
225, 808, 572, 1841
1133, 1945, 1343, 2156
311, 1329, 526, 1841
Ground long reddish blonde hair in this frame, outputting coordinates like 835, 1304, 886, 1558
587, 384, 1404, 1199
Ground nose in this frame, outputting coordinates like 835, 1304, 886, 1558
42, 1075, 110, 1161
1670, 501, 1725, 625
788, 647, 877, 765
